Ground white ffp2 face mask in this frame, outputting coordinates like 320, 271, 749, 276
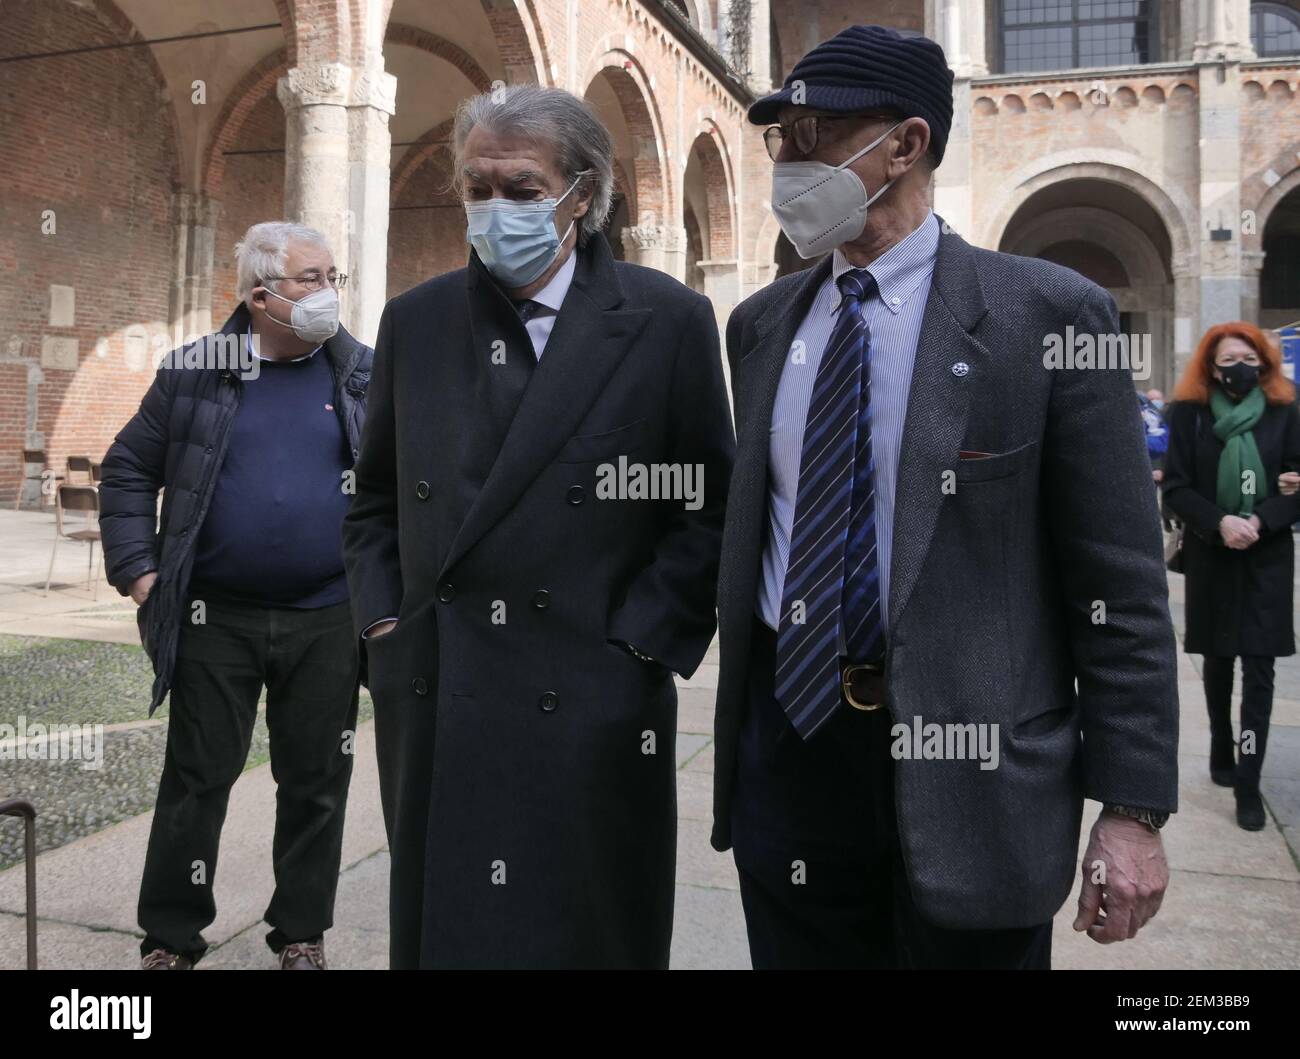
261, 285, 340, 344
770, 121, 902, 259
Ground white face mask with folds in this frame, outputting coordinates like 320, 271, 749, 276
261, 285, 340, 344
770, 121, 902, 259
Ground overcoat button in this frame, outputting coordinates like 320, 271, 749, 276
951, 362, 970, 377
566, 485, 585, 505
539, 691, 558, 713
437, 582, 456, 603
532, 589, 551, 609
412, 677, 428, 696
415, 481, 430, 500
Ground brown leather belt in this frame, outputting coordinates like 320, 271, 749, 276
840, 660, 886, 711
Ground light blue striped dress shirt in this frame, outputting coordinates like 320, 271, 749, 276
758, 210, 940, 642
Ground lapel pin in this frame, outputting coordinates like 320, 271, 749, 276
951, 362, 970, 377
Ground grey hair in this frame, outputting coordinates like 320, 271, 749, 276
234, 222, 331, 303
452, 85, 614, 245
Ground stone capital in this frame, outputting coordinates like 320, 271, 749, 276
277, 63, 352, 109
622, 224, 685, 252
349, 67, 397, 115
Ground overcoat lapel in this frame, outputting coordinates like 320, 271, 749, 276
441, 235, 650, 578
886, 226, 990, 632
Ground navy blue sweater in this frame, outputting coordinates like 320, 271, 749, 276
190, 349, 352, 608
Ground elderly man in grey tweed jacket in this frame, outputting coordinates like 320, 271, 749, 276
712, 25, 1178, 969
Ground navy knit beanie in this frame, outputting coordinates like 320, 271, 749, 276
748, 25, 955, 164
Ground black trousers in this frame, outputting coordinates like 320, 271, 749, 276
1202, 654, 1275, 791
137, 597, 359, 961
731, 618, 1052, 969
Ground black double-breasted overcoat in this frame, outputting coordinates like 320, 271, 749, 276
342, 233, 735, 967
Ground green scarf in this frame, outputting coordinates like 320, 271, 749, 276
1210, 385, 1267, 516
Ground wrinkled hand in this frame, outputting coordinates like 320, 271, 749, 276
1074, 811, 1169, 943
1219, 515, 1259, 550
1278, 471, 1299, 496
129, 572, 157, 606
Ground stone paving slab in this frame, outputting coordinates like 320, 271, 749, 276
0, 504, 1296, 970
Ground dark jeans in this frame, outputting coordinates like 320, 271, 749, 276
1202, 654, 1275, 791
731, 618, 1052, 969
137, 597, 359, 962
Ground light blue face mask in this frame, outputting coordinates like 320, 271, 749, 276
465, 177, 580, 288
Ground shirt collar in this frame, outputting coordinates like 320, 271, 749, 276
246, 322, 321, 363
528, 248, 578, 314
830, 210, 940, 315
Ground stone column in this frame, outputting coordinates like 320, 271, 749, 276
1241, 249, 1267, 325
697, 258, 741, 327
747, 0, 773, 93
278, 61, 395, 345
347, 63, 397, 346
621, 224, 688, 282
928, 0, 987, 243
187, 195, 221, 340
169, 191, 221, 345
1183, 0, 1256, 62
1172, 271, 1201, 383
168, 190, 193, 349
1196, 52, 1247, 333
278, 63, 352, 262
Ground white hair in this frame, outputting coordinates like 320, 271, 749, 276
452, 85, 614, 244
234, 222, 331, 303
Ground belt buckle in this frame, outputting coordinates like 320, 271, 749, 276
842, 662, 884, 712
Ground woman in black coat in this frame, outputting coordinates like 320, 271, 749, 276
1162, 322, 1300, 831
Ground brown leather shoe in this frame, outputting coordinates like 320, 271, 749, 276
141, 948, 193, 970
279, 939, 327, 970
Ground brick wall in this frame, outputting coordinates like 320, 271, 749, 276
212, 91, 288, 320
0, 0, 177, 503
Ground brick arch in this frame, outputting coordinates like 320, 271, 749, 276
269, 0, 296, 65
582, 52, 671, 225
685, 127, 735, 258
1250, 165, 1300, 252
481, 0, 550, 85
87, 0, 182, 188
980, 153, 1197, 277
201, 49, 289, 198
0, 0, 184, 501
385, 23, 493, 91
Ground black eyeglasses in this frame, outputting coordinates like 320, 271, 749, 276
763, 113, 899, 162
262, 272, 348, 291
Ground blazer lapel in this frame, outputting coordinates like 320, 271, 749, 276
440, 236, 650, 577
887, 226, 990, 633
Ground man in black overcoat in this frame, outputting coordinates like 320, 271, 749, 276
343, 85, 735, 968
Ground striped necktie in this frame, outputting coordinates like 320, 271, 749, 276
774, 268, 885, 739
